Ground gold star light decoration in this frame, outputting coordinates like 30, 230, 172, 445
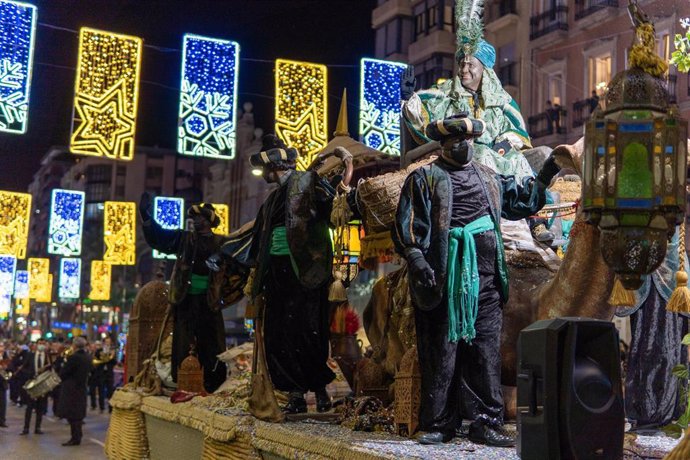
275, 59, 328, 171
27, 257, 49, 299
70, 28, 142, 160
103, 201, 136, 265
89, 260, 111, 301
0, 190, 31, 259
211, 203, 229, 236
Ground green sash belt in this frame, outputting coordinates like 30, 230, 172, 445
447, 214, 494, 343
269, 226, 299, 275
189, 273, 209, 295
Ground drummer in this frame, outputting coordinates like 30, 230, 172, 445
19, 338, 53, 436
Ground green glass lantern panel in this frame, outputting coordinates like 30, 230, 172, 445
616, 142, 653, 201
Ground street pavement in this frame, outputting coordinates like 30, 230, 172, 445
0, 400, 108, 459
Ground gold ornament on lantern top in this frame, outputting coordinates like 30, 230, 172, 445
582, 2, 688, 290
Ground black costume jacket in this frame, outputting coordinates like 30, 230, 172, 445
247, 170, 335, 297
142, 220, 229, 310
393, 160, 547, 310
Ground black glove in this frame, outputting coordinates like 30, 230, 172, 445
537, 153, 561, 186
206, 253, 223, 272
407, 251, 436, 288
400, 65, 416, 101
139, 192, 153, 223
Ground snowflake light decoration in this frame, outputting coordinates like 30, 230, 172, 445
153, 196, 183, 259
13, 268, 27, 299
48, 189, 85, 256
58, 258, 81, 299
178, 34, 240, 159
0, 254, 16, 299
360, 58, 406, 156
0, 1, 36, 134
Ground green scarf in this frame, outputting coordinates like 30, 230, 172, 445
189, 273, 209, 295
447, 214, 494, 343
269, 226, 299, 275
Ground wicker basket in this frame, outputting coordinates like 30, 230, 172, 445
125, 280, 172, 383
356, 157, 435, 235
105, 390, 149, 459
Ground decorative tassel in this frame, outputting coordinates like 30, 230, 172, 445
328, 270, 348, 303
667, 222, 690, 313
609, 277, 635, 308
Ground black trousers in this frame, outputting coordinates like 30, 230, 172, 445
89, 380, 106, 410
414, 232, 504, 435
172, 294, 227, 393
0, 384, 6, 424
263, 255, 335, 393
68, 418, 83, 443
23, 395, 47, 431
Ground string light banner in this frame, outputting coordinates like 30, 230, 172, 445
0, 190, 31, 259
104, 201, 136, 265
275, 59, 328, 170
0, 1, 36, 134
70, 28, 142, 160
36, 273, 52, 302
153, 196, 183, 259
89, 260, 111, 301
0, 254, 16, 299
13, 268, 27, 299
360, 58, 406, 156
27, 257, 48, 299
48, 189, 85, 256
211, 203, 228, 236
58, 257, 81, 299
178, 34, 240, 159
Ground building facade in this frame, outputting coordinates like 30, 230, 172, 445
371, 0, 690, 148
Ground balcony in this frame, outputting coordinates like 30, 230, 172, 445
571, 98, 598, 129
528, 107, 567, 139
530, 5, 568, 40
497, 62, 518, 87
575, 0, 618, 20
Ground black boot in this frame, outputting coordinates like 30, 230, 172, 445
315, 388, 332, 413
282, 392, 307, 414
417, 431, 454, 445
468, 421, 515, 447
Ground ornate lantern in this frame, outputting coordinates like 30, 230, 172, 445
177, 345, 205, 393
333, 223, 362, 286
582, 67, 687, 289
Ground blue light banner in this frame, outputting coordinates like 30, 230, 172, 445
178, 34, 240, 159
359, 58, 406, 155
58, 258, 81, 299
48, 189, 85, 256
0, 254, 15, 297
13, 268, 27, 298
153, 197, 183, 259
0, 1, 36, 134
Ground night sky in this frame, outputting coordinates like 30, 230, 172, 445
0, 0, 376, 191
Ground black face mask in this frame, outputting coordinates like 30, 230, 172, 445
443, 140, 474, 167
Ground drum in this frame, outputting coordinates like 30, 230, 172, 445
23, 370, 61, 399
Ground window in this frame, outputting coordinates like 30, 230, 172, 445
548, 73, 563, 106
588, 53, 611, 98
146, 166, 163, 181
415, 54, 454, 89
443, 0, 454, 32
414, 1, 444, 39
385, 20, 401, 55
87, 182, 111, 202
87, 165, 111, 183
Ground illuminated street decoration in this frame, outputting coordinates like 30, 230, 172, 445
28, 257, 48, 299
70, 28, 142, 160
275, 59, 328, 170
48, 189, 85, 256
0, 1, 36, 134
212, 203, 228, 236
360, 58, 406, 155
14, 296, 28, 315
13, 268, 27, 298
89, 260, 111, 301
36, 273, 52, 302
0, 254, 16, 298
153, 196, 183, 259
178, 34, 240, 159
104, 201, 136, 265
58, 258, 81, 299
0, 190, 30, 259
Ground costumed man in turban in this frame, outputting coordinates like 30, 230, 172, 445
394, 114, 561, 445
139, 197, 228, 392
215, 134, 352, 414
401, 0, 556, 243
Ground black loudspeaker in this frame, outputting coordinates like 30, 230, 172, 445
517, 317, 624, 460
